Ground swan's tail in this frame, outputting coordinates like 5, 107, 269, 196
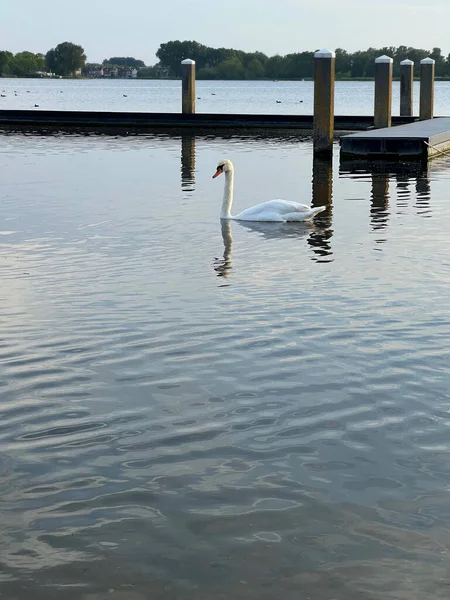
305, 205, 327, 219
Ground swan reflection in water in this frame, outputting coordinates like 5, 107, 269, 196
213, 220, 233, 280
213, 218, 332, 280
239, 219, 316, 239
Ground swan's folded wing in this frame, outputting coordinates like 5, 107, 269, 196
234, 199, 314, 221
268, 200, 312, 213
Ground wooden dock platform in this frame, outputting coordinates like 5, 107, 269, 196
340, 117, 450, 160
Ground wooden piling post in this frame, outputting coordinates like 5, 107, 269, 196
313, 49, 335, 156
181, 58, 195, 114
374, 55, 393, 128
400, 59, 414, 117
419, 57, 435, 121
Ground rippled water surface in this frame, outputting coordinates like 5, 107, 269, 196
1, 131, 450, 599
1, 77, 450, 115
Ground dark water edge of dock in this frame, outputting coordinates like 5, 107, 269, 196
0, 109, 419, 134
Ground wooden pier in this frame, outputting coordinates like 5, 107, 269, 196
340, 117, 450, 160
0, 54, 448, 165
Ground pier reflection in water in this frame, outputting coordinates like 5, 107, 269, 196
339, 157, 435, 235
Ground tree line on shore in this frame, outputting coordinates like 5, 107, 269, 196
2, 39, 450, 80
0, 43, 87, 77
149, 40, 450, 79
0, 43, 143, 77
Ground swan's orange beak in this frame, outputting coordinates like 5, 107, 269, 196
212, 168, 223, 179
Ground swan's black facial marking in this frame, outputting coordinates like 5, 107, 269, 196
212, 164, 225, 179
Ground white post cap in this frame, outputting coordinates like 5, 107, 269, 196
375, 55, 393, 63
420, 57, 435, 65
400, 59, 414, 66
181, 58, 195, 65
314, 49, 335, 58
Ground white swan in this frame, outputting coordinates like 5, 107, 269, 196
212, 159, 326, 222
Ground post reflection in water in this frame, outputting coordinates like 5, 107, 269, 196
340, 158, 432, 226
395, 171, 412, 211
181, 135, 196, 191
308, 155, 333, 262
370, 171, 390, 233
415, 170, 431, 215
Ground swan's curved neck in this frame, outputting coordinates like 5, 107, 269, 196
221, 168, 234, 219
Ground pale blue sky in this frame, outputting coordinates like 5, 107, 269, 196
2, 0, 449, 65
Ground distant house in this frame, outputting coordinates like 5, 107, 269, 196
103, 66, 119, 78
85, 66, 139, 79
116, 67, 138, 79
84, 65, 104, 78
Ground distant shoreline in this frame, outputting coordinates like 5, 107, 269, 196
0, 75, 450, 83
2, 75, 450, 82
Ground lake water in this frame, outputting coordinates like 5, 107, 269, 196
1, 77, 450, 115
1, 121, 450, 599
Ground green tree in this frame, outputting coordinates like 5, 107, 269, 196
35, 53, 45, 71
265, 55, 283, 78
217, 56, 245, 79
156, 40, 209, 76
335, 48, 351, 76
103, 57, 145, 68
9, 51, 39, 76
242, 51, 268, 68
136, 65, 159, 78
444, 54, 450, 77
246, 58, 265, 79
197, 66, 218, 79
430, 47, 444, 73
280, 52, 314, 79
150, 39, 450, 81
350, 51, 368, 77
0, 50, 13, 75
46, 42, 86, 76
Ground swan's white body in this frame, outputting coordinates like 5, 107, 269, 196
213, 159, 326, 222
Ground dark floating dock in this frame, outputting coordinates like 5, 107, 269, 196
0, 109, 416, 134
340, 117, 450, 160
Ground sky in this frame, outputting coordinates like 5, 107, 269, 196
2, 0, 450, 65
